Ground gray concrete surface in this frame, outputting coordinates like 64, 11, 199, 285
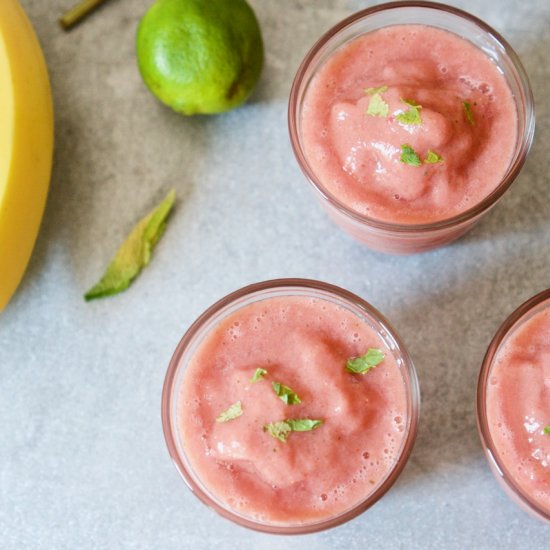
1, 0, 549, 548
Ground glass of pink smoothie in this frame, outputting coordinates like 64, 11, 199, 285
477, 289, 550, 523
162, 279, 419, 533
289, 2, 534, 254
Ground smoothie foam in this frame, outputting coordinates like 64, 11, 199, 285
176, 295, 410, 525
300, 24, 518, 224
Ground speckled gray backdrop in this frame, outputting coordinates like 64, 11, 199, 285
1, 0, 549, 548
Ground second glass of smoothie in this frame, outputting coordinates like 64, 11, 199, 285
289, 1, 534, 254
162, 279, 420, 533
477, 289, 550, 523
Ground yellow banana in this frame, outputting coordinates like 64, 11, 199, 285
0, 0, 54, 311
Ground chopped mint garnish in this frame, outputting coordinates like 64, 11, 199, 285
396, 98, 422, 126
365, 86, 389, 118
400, 144, 422, 167
216, 401, 243, 423
250, 368, 268, 383
366, 93, 389, 118
272, 382, 301, 405
346, 348, 385, 374
425, 150, 443, 164
263, 419, 323, 442
544, 426, 550, 435
365, 85, 388, 96
286, 419, 322, 431
84, 189, 175, 301
463, 101, 475, 125
263, 421, 291, 442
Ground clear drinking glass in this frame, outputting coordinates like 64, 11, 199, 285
477, 289, 550, 523
288, 1, 535, 254
162, 279, 420, 533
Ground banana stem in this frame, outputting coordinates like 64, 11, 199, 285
59, 0, 112, 31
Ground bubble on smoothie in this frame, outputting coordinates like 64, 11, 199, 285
458, 75, 475, 89
478, 82, 491, 94
235, 497, 249, 509
227, 326, 242, 341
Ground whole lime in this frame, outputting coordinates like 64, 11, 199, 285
136, 0, 264, 115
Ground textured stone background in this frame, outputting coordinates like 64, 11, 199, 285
1, 0, 549, 548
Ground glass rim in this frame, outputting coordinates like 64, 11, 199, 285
476, 288, 550, 522
288, 0, 535, 234
162, 278, 420, 534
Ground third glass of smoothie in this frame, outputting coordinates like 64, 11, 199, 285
477, 289, 550, 523
162, 279, 419, 533
289, 1, 534, 254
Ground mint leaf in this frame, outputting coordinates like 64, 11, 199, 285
424, 150, 443, 164
463, 101, 475, 125
272, 382, 301, 405
364, 85, 390, 118
346, 348, 385, 374
216, 401, 243, 423
286, 419, 323, 432
544, 426, 550, 435
400, 145, 422, 167
250, 368, 268, 383
396, 98, 422, 126
263, 419, 323, 442
84, 189, 176, 301
365, 85, 388, 96
366, 92, 389, 118
263, 421, 292, 442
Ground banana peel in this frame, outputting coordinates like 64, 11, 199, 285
0, 0, 54, 311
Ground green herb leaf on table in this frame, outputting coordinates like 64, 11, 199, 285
84, 189, 176, 301
424, 150, 443, 164
250, 368, 268, 383
400, 145, 422, 167
544, 426, 550, 435
365, 85, 389, 118
463, 101, 475, 125
346, 348, 385, 374
263, 419, 323, 442
396, 98, 422, 126
272, 382, 301, 405
216, 401, 243, 423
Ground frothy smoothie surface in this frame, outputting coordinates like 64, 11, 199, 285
301, 25, 518, 224
177, 296, 409, 525
486, 303, 550, 514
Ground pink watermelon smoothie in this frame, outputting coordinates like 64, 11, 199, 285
174, 290, 416, 527
300, 24, 518, 225
485, 298, 550, 516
